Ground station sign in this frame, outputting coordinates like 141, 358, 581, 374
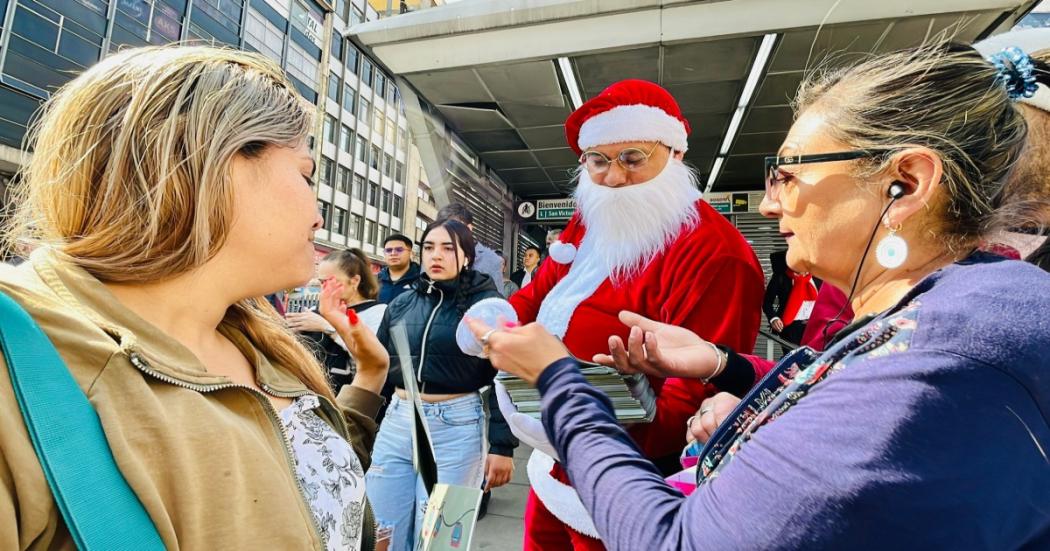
705, 191, 763, 214
515, 198, 576, 222
536, 198, 576, 221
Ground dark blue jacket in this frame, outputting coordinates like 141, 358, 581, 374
377, 269, 518, 457
377, 262, 420, 304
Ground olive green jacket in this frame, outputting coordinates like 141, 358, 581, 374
0, 250, 382, 550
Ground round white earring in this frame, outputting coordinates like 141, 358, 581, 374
875, 223, 908, 269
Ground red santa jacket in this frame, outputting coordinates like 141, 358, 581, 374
511, 199, 764, 459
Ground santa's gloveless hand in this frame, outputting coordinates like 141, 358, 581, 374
592, 311, 722, 380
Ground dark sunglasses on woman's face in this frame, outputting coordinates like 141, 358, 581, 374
384, 246, 407, 255
764, 149, 892, 200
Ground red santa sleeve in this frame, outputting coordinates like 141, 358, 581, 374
509, 215, 585, 323
630, 253, 765, 459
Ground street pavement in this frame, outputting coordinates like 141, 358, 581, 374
473, 444, 532, 550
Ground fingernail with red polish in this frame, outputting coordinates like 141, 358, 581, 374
346, 309, 359, 326
503, 321, 519, 328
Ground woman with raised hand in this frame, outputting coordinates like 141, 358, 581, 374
367, 219, 517, 551
469, 42, 1050, 550
0, 46, 389, 550
289, 248, 388, 391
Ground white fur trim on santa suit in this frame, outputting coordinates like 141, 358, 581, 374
535, 235, 608, 338
547, 240, 577, 264
577, 104, 689, 153
527, 450, 600, 539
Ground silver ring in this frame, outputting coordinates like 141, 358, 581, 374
686, 415, 697, 428
699, 406, 714, 416
480, 329, 497, 346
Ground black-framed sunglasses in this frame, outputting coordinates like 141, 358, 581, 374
764, 149, 891, 200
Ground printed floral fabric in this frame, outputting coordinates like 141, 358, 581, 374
698, 302, 921, 484
279, 395, 367, 551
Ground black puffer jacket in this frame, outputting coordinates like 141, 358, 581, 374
377, 269, 518, 457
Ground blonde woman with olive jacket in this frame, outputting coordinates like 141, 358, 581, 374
0, 46, 389, 550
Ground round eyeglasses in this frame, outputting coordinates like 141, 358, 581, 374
579, 143, 663, 174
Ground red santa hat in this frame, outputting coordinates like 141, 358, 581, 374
564, 79, 691, 156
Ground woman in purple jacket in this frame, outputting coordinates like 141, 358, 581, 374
468, 42, 1050, 550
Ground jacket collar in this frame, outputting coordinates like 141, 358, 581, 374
29, 249, 310, 393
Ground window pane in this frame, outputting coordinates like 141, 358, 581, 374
345, 43, 359, 74
320, 157, 334, 186
355, 136, 367, 163
340, 126, 352, 154
370, 145, 380, 170
354, 174, 367, 201
343, 84, 355, 113
368, 182, 378, 207
381, 189, 391, 212
359, 98, 371, 125
361, 59, 373, 88
327, 73, 340, 103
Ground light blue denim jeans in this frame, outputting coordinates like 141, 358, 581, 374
365, 393, 486, 551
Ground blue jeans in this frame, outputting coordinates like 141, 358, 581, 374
366, 393, 486, 551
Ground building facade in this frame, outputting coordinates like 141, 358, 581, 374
0, 0, 513, 266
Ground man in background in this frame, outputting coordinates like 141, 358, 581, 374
377, 234, 420, 304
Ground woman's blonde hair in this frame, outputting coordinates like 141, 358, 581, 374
795, 42, 1046, 251
5, 45, 335, 401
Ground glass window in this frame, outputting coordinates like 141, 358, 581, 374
337, 167, 351, 194
333, 207, 347, 235
340, 125, 353, 154
330, 29, 342, 60
327, 73, 340, 103
355, 136, 368, 163
370, 145, 380, 170
374, 72, 386, 98
387, 83, 398, 106
320, 157, 334, 187
385, 118, 396, 144
393, 195, 403, 218
383, 154, 393, 177
345, 42, 359, 74
244, 8, 284, 63
354, 174, 367, 201
368, 182, 379, 207
381, 189, 391, 213
361, 59, 373, 88
398, 127, 408, 149
323, 115, 336, 144
351, 6, 364, 26
364, 220, 377, 245
349, 214, 362, 239
318, 200, 331, 230
395, 161, 404, 184
285, 42, 319, 86
359, 98, 371, 126
343, 84, 356, 114
373, 109, 385, 134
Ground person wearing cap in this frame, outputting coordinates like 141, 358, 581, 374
505, 79, 765, 550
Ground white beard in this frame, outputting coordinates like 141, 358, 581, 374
572, 159, 702, 282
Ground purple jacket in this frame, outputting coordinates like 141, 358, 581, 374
538, 253, 1050, 550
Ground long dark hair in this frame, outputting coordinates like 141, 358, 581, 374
420, 218, 477, 314
323, 248, 378, 300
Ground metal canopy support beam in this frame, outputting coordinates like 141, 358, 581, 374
395, 76, 454, 208
357, 0, 1029, 74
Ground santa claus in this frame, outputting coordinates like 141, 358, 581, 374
505, 79, 765, 550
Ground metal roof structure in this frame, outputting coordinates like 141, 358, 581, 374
354, 0, 1039, 199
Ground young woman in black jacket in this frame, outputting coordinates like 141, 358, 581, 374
366, 219, 517, 551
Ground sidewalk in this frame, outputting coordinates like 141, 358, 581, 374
473, 445, 532, 550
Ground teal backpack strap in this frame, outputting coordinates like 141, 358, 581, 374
0, 292, 165, 550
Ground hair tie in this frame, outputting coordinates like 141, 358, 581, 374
988, 46, 1039, 100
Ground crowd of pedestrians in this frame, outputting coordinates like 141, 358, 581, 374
1, 28, 1048, 551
